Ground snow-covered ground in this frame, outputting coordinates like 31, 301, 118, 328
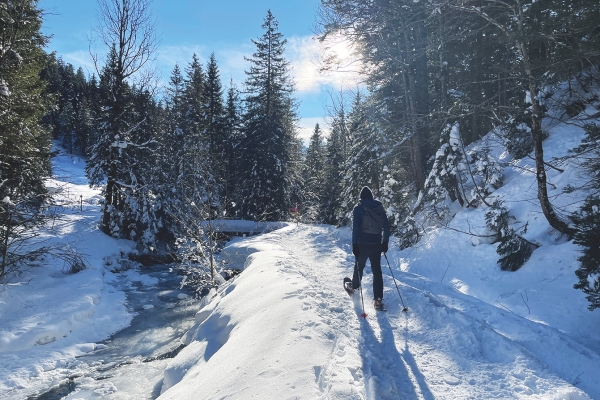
158, 223, 599, 399
2, 99, 600, 398
158, 101, 600, 398
0, 150, 138, 398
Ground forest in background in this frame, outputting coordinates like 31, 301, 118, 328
1, 0, 600, 309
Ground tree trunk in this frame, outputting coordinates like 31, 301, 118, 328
520, 43, 576, 237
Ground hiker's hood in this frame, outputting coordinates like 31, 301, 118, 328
360, 186, 374, 200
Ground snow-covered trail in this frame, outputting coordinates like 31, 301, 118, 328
281, 224, 419, 399
161, 223, 595, 399
283, 224, 594, 399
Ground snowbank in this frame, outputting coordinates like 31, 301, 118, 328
160, 226, 340, 399
0, 148, 136, 398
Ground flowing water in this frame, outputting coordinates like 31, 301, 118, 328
29, 265, 199, 400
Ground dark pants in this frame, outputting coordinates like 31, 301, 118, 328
352, 243, 383, 300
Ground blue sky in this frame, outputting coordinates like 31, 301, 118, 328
39, 0, 359, 142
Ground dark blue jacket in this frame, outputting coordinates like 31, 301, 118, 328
352, 199, 391, 245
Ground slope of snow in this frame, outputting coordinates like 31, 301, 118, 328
160, 223, 597, 399
0, 149, 137, 398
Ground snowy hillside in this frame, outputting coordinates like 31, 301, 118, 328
1, 105, 600, 399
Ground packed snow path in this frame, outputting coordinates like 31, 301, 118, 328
160, 224, 597, 399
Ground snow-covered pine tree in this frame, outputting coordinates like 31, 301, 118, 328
87, 0, 158, 237
301, 124, 326, 222
415, 123, 468, 226
180, 54, 210, 204
222, 81, 243, 216
203, 53, 226, 210
485, 201, 538, 272
87, 47, 130, 237
501, 118, 535, 160
163, 64, 186, 193
238, 10, 300, 221
338, 94, 382, 225
0, 0, 52, 281
120, 88, 164, 249
572, 123, 600, 310
573, 196, 600, 310
468, 144, 503, 201
322, 106, 348, 225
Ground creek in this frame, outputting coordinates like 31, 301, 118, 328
29, 264, 200, 400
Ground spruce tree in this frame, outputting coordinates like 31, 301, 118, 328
223, 81, 243, 216
163, 63, 186, 191
322, 105, 348, 225
485, 201, 538, 272
573, 124, 600, 310
203, 53, 226, 206
87, 0, 158, 236
180, 54, 209, 202
338, 94, 381, 224
87, 48, 153, 239
301, 123, 326, 222
0, 0, 52, 280
238, 10, 299, 221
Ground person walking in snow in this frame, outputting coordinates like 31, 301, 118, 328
349, 186, 390, 311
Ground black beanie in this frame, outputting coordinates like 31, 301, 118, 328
360, 186, 374, 200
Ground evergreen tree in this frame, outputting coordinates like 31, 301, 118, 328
182, 54, 205, 140
203, 53, 226, 206
122, 87, 165, 249
0, 0, 52, 280
87, 0, 158, 236
322, 105, 348, 225
87, 48, 154, 239
223, 81, 243, 216
420, 123, 467, 217
238, 10, 300, 221
572, 123, 600, 310
301, 123, 326, 222
338, 94, 381, 224
75, 97, 95, 155
180, 54, 209, 202
163, 63, 186, 190
485, 201, 538, 272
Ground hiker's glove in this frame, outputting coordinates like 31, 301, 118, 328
352, 244, 359, 257
382, 241, 388, 253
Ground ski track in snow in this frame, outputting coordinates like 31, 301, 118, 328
235, 223, 595, 400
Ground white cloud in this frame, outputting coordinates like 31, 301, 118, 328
156, 44, 209, 80
61, 50, 96, 76
216, 43, 254, 85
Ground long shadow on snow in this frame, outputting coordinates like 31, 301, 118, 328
354, 302, 433, 400
377, 313, 435, 400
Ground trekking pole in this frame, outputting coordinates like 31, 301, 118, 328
384, 253, 409, 312
354, 259, 368, 319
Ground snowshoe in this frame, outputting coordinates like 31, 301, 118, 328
373, 298, 387, 311
343, 277, 355, 296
